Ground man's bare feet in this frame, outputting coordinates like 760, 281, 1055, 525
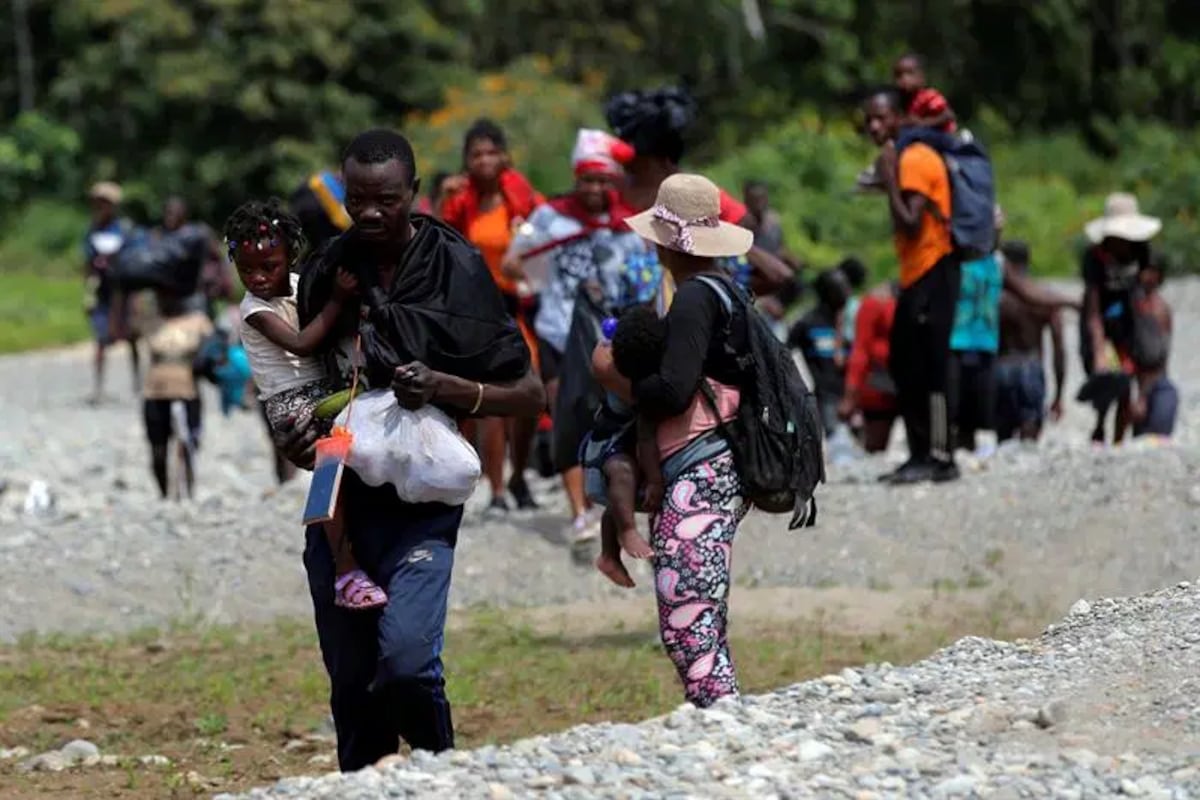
618, 526, 654, 559
595, 552, 635, 588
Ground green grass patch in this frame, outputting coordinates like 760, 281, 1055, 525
0, 201, 96, 353
0, 604, 1036, 798
0, 271, 89, 353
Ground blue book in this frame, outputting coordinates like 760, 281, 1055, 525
302, 448, 345, 527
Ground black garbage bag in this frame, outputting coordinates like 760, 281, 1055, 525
553, 281, 609, 472
112, 224, 209, 295
1076, 370, 1132, 413
297, 217, 530, 390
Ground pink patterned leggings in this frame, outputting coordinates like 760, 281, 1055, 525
652, 451, 749, 707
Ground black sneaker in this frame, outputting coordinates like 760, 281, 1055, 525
877, 459, 909, 483
930, 459, 961, 483
487, 496, 510, 514
887, 459, 936, 485
508, 479, 540, 510
878, 458, 920, 484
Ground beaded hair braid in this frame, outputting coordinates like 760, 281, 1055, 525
222, 197, 307, 265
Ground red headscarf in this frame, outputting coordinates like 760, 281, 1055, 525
547, 190, 635, 232
571, 129, 636, 178
543, 129, 637, 232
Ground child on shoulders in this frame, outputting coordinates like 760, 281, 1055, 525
858, 53, 959, 190
893, 53, 957, 133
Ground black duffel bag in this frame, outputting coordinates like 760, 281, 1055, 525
552, 281, 609, 472
112, 223, 209, 295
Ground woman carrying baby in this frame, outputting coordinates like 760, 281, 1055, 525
593, 174, 754, 707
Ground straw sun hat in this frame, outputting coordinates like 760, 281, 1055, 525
1084, 192, 1162, 244
88, 181, 123, 205
626, 173, 753, 258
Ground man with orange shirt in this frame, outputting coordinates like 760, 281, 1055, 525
864, 89, 960, 484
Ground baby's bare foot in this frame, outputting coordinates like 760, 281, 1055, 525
618, 526, 654, 559
595, 553, 635, 588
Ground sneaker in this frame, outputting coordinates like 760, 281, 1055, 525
508, 478, 540, 510
877, 458, 918, 483
930, 459, 961, 483
570, 509, 602, 543
486, 496, 510, 514
886, 458, 936, 485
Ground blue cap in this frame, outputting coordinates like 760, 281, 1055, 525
601, 317, 619, 341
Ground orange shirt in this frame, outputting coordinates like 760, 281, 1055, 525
467, 203, 516, 295
464, 202, 540, 370
894, 143, 952, 288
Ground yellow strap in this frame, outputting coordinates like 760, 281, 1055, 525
655, 272, 677, 317
308, 173, 352, 232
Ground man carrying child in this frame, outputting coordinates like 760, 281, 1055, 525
863, 88, 960, 484
275, 129, 545, 770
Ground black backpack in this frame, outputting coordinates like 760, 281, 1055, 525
693, 274, 825, 529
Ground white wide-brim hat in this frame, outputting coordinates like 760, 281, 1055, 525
626, 173, 753, 259
1084, 192, 1162, 244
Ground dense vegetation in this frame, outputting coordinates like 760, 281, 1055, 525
2, 0, 1198, 329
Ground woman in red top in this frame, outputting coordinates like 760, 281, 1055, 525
838, 282, 900, 453
442, 119, 546, 511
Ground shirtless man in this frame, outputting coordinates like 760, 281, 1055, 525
994, 241, 1065, 442
1129, 261, 1176, 437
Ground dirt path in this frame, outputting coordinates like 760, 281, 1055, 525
507, 584, 1038, 641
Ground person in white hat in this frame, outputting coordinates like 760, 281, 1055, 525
1079, 192, 1162, 444
84, 181, 140, 404
592, 173, 757, 707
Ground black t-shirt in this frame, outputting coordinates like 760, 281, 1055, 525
1081, 245, 1145, 348
787, 305, 845, 400
632, 276, 746, 421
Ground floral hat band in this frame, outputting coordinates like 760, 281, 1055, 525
650, 205, 719, 255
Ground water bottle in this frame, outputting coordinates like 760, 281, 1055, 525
827, 423, 857, 467
601, 317, 619, 342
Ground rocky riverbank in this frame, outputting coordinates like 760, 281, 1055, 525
225, 581, 1200, 799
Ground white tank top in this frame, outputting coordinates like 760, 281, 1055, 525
239, 273, 327, 399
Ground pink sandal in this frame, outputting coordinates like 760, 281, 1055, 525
334, 570, 388, 610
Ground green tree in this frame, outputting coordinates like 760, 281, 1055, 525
38, 0, 471, 219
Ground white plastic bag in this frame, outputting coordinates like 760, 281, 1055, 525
334, 389, 481, 506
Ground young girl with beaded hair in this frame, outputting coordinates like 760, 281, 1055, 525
224, 198, 388, 611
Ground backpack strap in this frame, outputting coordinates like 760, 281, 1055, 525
893, 131, 954, 232
693, 274, 737, 347
692, 275, 742, 428
693, 273, 735, 315
692, 273, 753, 374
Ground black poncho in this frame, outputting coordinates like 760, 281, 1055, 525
296, 215, 531, 389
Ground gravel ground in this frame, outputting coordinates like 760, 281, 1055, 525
1, 280, 1198, 641
224, 580, 1200, 799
